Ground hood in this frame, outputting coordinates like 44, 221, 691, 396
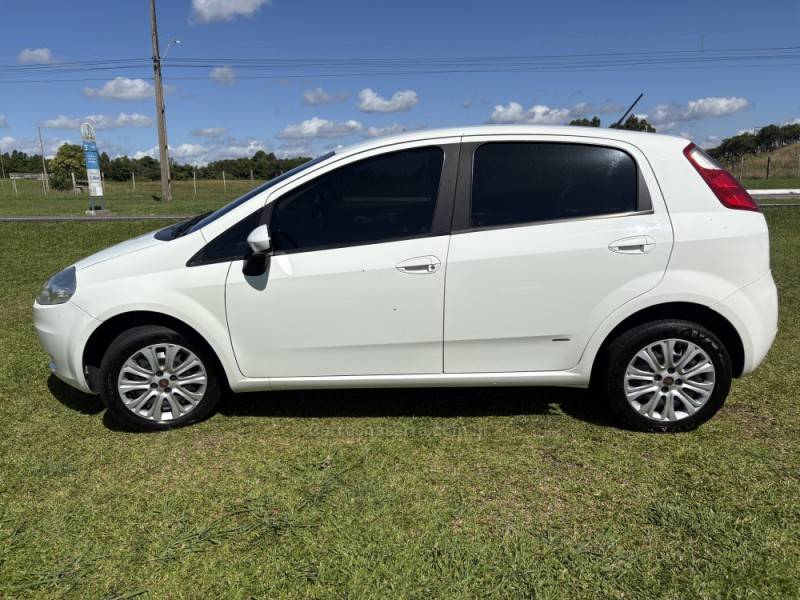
72, 230, 163, 271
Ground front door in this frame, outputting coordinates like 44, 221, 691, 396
225, 143, 458, 378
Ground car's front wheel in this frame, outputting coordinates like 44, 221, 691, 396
98, 325, 222, 431
599, 319, 732, 432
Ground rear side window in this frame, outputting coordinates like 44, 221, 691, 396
471, 142, 638, 228
269, 147, 443, 252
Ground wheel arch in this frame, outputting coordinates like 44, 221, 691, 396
82, 311, 231, 393
590, 302, 745, 383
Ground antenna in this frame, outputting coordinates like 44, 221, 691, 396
611, 93, 644, 128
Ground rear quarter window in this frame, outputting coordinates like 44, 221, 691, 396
471, 142, 638, 228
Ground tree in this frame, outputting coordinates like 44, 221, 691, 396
610, 115, 656, 133
49, 143, 84, 190
568, 116, 601, 127
99, 152, 111, 177
706, 121, 800, 164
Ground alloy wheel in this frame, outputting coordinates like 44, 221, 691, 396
624, 338, 716, 422
116, 343, 208, 422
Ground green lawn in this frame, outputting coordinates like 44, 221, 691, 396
743, 176, 800, 190
0, 178, 257, 217
0, 212, 798, 598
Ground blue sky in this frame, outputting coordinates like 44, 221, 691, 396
1, 0, 799, 164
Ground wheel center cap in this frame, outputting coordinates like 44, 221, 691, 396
662, 376, 675, 386
158, 378, 169, 388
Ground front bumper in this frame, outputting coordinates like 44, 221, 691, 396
714, 271, 778, 376
33, 300, 101, 393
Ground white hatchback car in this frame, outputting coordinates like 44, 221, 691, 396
34, 126, 777, 432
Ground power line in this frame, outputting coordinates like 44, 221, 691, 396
0, 45, 798, 84
2, 61, 799, 84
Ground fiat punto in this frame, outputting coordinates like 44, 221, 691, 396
34, 126, 778, 431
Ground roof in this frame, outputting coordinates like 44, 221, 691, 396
334, 124, 686, 160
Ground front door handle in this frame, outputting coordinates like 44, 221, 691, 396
609, 236, 656, 254
396, 255, 441, 274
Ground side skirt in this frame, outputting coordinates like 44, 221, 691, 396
230, 370, 589, 392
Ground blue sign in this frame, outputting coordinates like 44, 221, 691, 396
83, 140, 100, 170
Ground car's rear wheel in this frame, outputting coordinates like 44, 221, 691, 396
98, 325, 222, 431
600, 319, 732, 432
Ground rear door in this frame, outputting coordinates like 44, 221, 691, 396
443, 136, 673, 373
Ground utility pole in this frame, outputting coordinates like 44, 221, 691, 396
150, 0, 172, 202
37, 127, 49, 194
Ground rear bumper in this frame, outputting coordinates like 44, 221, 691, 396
714, 271, 778, 376
33, 300, 100, 393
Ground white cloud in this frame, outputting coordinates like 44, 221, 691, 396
132, 146, 157, 160
84, 77, 155, 100
699, 135, 721, 149
210, 66, 235, 84
191, 0, 270, 23
277, 117, 363, 139
171, 143, 210, 158
41, 115, 81, 130
133, 138, 269, 166
42, 113, 152, 130
303, 87, 347, 105
276, 143, 314, 158
649, 96, 749, 130
357, 88, 419, 113
134, 144, 208, 160
365, 123, 419, 138
18, 47, 53, 64
221, 138, 268, 158
489, 102, 571, 125
0, 115, 7, 128
2, 136, 69, 158
192, 127, 228, 137
304, 87, 330, 105
488, 100, 624, 126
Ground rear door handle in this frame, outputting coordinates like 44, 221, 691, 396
396, 255, 441, 274
609, 236, 655, 254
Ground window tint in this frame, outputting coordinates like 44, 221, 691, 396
187, 152, 334, 234
188, 209, 262, 265
269, 147, 443, 252
471, 143, 637, 228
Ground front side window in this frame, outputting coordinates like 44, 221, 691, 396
269, 147, 443, 252
188, 209, 262, 266
471, 142, 638, 228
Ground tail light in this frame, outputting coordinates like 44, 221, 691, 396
683, 143, 759, 212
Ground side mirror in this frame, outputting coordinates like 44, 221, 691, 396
246, 224, 271, 255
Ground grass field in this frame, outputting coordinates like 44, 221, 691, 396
0, 212, 798, 598
743, 177, 800, 190
0, 178, 257, 217
728, 142, 800, 186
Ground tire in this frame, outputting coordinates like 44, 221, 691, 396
98, 325, 222, 431
598, 319, 732, 432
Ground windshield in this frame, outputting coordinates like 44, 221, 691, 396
185, 151, 335, 235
